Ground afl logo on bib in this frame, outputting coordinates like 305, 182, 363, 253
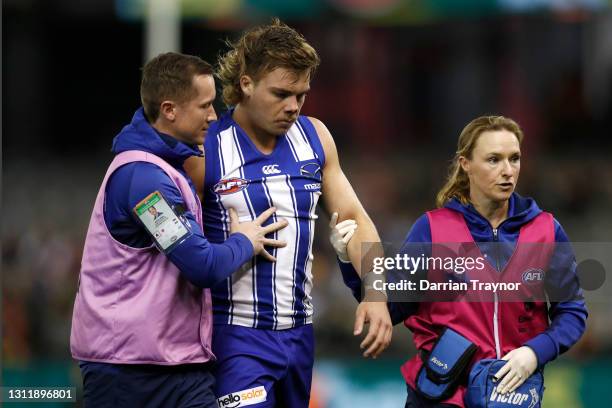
521, 268, 544, 285
214, 178, 249, 195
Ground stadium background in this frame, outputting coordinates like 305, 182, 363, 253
3, 0, 612, 406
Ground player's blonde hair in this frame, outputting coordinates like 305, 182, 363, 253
216, 18, 320, 106
435, 115, 524, 208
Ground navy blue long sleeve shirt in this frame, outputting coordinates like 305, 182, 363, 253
103, 108, 253, 288
339, 193, 587, 367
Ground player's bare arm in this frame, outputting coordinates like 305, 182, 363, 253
312, 116, 380, 278
310, 116, 392, 359
184, 147, 206, 202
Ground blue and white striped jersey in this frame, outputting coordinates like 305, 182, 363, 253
203, 111, 326, 330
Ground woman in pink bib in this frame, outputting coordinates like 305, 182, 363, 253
341, 115, 587, 407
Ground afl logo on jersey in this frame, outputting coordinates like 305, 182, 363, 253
214, 178, 249, 195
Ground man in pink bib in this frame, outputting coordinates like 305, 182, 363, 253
70, 52, 287, 408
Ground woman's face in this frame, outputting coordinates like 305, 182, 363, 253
460, 129, 521, 206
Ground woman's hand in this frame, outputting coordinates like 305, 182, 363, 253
329, 212, 357, 262
493, 346, 538, 394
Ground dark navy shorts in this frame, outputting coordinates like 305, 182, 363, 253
212, 324, 314, 408
79, 361, 216, 408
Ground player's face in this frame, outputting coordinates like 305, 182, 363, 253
461, 130, 521, 205
172, 74, 217, 145
245, 67, 310, 136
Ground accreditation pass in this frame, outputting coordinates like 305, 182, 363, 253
133, 191, 190, 252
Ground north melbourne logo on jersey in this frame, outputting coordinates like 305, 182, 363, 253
262, 164, 281, 175
217, 386, 267, 408
214, 178, 249, 195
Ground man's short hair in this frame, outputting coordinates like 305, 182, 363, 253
217, 18, 320, 106
140, 52, 214, 122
